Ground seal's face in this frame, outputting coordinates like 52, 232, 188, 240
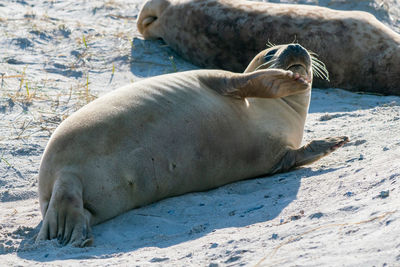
248, 44, 330, 85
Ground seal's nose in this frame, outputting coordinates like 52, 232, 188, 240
281, 43, 311, 67
286, 44, 306, 54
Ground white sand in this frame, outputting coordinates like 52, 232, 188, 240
1, 0, 399, 266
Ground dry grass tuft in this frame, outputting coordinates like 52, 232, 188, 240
1, 67, 98, 140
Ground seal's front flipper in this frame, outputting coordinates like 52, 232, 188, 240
208, 69, 312, 99
271, 136, 349, 174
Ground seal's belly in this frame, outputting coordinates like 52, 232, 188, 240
46, 71, 298, 220
106, 88, 275, 205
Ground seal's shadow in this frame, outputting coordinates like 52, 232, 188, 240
17, 167, 340, 262
129, 37, 198, 78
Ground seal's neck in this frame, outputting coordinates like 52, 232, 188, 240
282, 90, 311, 119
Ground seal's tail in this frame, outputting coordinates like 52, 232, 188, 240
137, 0, 170, 39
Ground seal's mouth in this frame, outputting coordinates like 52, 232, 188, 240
287, 63, 312, 84
287, 63, 305, 73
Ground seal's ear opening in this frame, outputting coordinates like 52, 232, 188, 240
137, 0, 170, 39
142, 16, 157, 28
140, 16, 158, 37
137, 12, 158, 39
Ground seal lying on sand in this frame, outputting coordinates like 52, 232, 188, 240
36, 43, 348, 247
137, 0, 400, 95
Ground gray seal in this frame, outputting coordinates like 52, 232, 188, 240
138, 0, 400, 95
36, 44, 348, 246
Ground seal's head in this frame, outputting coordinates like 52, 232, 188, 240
137, 0, 171, 39
245, 43, 329, 87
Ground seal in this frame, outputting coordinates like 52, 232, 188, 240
36, 44, 348, 247
137, 0, 400, 95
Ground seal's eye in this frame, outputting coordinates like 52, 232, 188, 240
264, 49, 277, 62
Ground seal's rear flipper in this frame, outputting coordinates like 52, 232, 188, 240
36, 173, 93, 247
271, 136, 349, 174
205, 69, 312, 99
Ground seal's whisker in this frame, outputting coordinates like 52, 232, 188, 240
312, 63, 327, 78
254, 59, 278, 71
313, 69, 324, 80
311, 56, 330, 81
311, 56, 327, 67
311, 58, 329, 74
312, 63, 330, 81
268, 63, 278, 69
266, 58, 278, 65
311, 60, 327, 73
312, 62, 329, 80
255, 63, 268, 71
266, 40, 276, 48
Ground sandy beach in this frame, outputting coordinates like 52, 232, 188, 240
1, 0, 399, 266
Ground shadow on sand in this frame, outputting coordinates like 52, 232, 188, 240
129, 37, 198, 78
15, 166, 340, 262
